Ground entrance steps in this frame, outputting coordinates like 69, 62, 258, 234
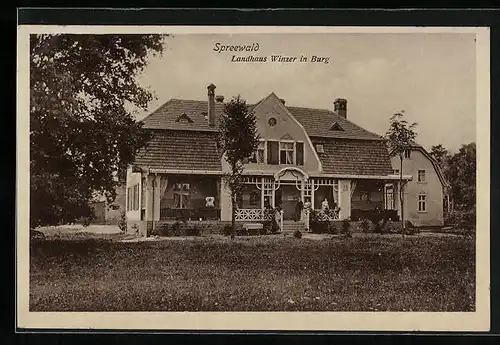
281, 220, 307, 233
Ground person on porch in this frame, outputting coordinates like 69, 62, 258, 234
321, 198, 329, 211
294, 197, 304, 222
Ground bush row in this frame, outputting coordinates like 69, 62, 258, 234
148, 218, 281, 237
444, 209, 476, 229
309, 219, 418, 235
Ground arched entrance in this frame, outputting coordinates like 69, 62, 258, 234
273, 167, 308, 220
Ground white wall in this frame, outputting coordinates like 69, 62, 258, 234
125, 166, 142, 221
391, 150, 444, 226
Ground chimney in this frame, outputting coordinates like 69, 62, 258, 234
334, 98, 347, 118
215, 95, 224, 103
279, 98, 286, 105
207, 83, 216, 126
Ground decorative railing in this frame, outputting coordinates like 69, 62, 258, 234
235, 208, 278, 221
235, 208, 264, 221
160, 208, 220, 221
313, 209, 340, 221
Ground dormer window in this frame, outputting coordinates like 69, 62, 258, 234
329, 122, 344, 131
316, 144, 324, 153
175, 113, 194, 123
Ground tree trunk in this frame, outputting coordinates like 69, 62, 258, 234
400, 157, 405, 238
231, 193, 236, 238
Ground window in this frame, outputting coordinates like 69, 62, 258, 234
141, 177, 146, 208
110, 205, 120, 211
316, 144, 324, 153
404, 150, 411, 159
304, 181, 312, 204
173, 183, 190, 209
263, 178, 274, 208
268, 117, 277, 127
384, 185, 394, 210
127, 184, 140, 211
329, 122, 344, 131
133, 184, 139, 210
250, 140, 265, 163
267, 141, 279, 165
280, 142, 294, 164
296, 142, 304, 166
418, 194, 427, 212
127, 188, 131, 211
418, 170, 426, 182
393, 169, 400, 175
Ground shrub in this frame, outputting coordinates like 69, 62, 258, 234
186, 226, 201, 237
157, 223, 171, 237
270, 218, 280, 234
223, 224, 233, 236
293, 230, 302, 239
171, 222, 182, 236
118, 211, 126, 232
310, 221, 328, 234
445, 209, 476, 230
341, 219, 350, 234
82, 216, 92, 227
360, 218, 372, 233
30, 230, 45, 240
327, 222, 341, 234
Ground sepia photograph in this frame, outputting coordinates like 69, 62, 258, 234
17, 25, 490, 331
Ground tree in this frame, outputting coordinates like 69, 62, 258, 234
385, 112, 418, 236
430, 144, 450, 170
30, 34, 166, 228
429, 144, 453, 212
218, 95, 260, 237
447, 143, 476, 210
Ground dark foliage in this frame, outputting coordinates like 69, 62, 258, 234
30, 34, 166, 228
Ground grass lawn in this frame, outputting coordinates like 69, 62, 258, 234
29, 232, 475, 312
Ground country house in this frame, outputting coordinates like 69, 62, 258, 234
125, 84, 445, 235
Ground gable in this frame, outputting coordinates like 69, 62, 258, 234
391, 146, 449, 188
251, 93, 322, 172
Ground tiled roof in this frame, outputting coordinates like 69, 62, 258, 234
287, 106, 382, 140
142, 99, 383, 140
138, 97, 392, 176
142, 99, 222, 131
133, 130, 222, 171
312, 137, 393, 176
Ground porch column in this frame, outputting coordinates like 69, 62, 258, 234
220, 176, 232, 221
395, 181, 403, 218
338, 179, 352, 220
311, 179, 315, 209
300, 179, 305, 202
216, 178, 221, 219
272, 181, 276, 207
145, 174, 154, 221
152, 174, 161, 221
261, 177, 265, 210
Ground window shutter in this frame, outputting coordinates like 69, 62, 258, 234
296, 142, 304, 166
267, 141, 279, 164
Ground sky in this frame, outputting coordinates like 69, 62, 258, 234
136, 33, 476, 153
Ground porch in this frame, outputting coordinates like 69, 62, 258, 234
235, 171, 403, 225
157, 175, 221, 221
